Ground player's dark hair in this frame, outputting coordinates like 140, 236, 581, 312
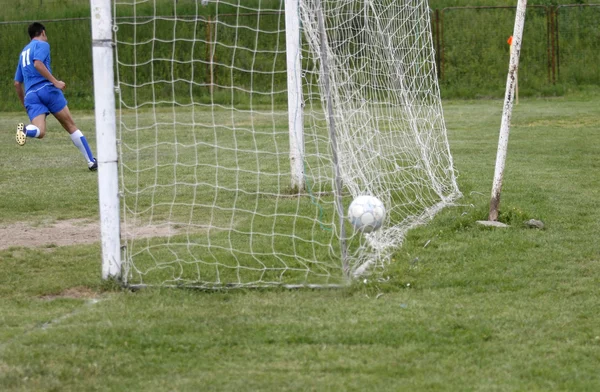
28, 22, 46, 39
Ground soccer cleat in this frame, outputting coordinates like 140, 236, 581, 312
16, 123, 26, 146
88, 158, 98, 171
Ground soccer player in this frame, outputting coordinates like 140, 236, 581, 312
14, 22, 97, 171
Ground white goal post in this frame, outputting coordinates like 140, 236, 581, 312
90, 0, 120, 279
91, 0, 461, 288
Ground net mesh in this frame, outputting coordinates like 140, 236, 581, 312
112, 0, 460, 287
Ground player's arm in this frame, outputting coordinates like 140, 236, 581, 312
33, 60, 66, 90
14, 81, 25, 108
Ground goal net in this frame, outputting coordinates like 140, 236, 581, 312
105, 0, 460, 288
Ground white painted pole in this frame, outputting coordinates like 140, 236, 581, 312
314, 0, 348, 277
489, 0, 527, 222
90, 0, 121, 279
285, 0, 305, 191
509, 41, 519, 105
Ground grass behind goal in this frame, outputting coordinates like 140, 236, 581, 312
1, 96, 600, 390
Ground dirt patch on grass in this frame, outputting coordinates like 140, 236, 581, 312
0, 218, 180, 250
39, 286, 100, 301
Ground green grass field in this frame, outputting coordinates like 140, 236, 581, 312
1, 95, 599, 390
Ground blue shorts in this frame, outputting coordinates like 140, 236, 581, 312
24, 84, 68, 121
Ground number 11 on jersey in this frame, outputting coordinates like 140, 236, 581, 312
21, 48, 31, 67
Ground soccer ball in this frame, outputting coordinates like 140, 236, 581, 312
347, 195, 386, 233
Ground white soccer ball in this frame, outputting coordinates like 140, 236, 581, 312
347, 195, 386, 233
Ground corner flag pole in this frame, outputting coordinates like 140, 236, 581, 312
488, 0, 527, 222
508, 35, 519, 105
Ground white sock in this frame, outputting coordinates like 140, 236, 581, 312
25, 124, 40, 138
70, 130, 95, 164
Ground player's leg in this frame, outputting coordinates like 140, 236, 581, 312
28, 114, 47, 138
53, 105, 97, 171
17, 93, 48, 145
44, 87, 98, 171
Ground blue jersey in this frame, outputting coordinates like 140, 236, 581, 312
14, 39, 53, 95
